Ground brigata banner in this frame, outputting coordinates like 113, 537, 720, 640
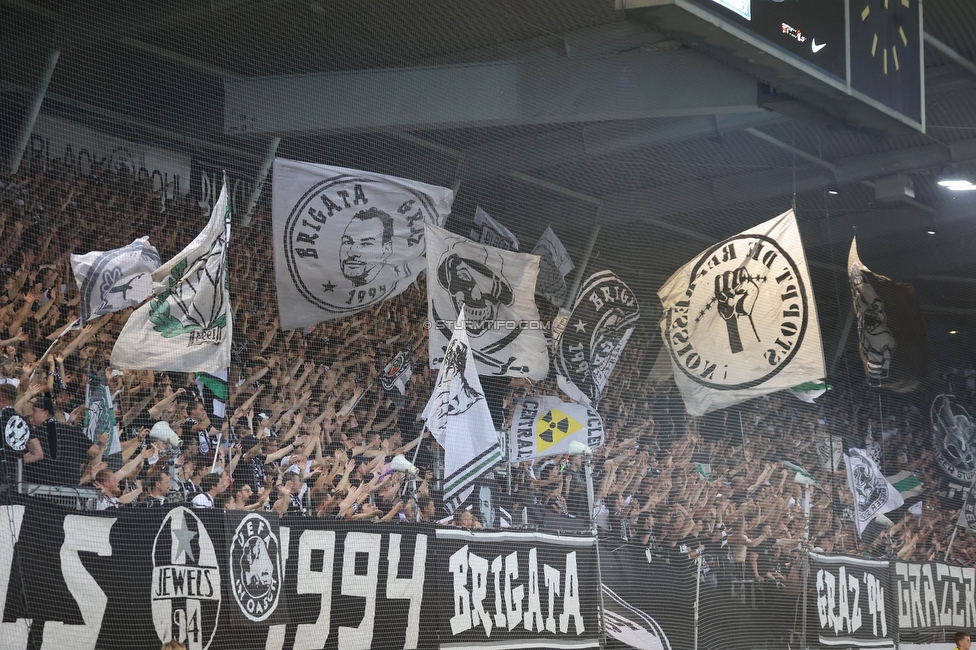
435, 528, 601, 649
809, 553, 894, 649
0, 496, 604, 650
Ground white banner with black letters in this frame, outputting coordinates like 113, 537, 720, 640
810, 553, 894, 649
272, 159, 454, 330
658, 209, 825, 416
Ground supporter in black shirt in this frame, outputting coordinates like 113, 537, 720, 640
28, 393, 97, 485
0, 384, 42, 483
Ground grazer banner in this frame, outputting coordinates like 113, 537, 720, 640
434, 528, 601, 649
809, 553, 895, 649
893, 561, 976, 643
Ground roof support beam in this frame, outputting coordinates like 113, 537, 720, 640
223, 49, 759, 134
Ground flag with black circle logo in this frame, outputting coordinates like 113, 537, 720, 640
272, 158, 454, 329
658, 209, 825, 416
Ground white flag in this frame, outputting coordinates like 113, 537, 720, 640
426, 223, 549, 379
658, 208, 825, 416
111, 183, 232, 373
844, 447, 903, 535
71, 236, 161, 324
271, 159, 454, 330
470, 206, 520, 251
422, 309, 502, 513
509, 395, 604, 462
531, 226, 574, 305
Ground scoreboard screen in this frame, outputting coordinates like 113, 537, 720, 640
684, 0, 923, 128
691, 0, 847, 81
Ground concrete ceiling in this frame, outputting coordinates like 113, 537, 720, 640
3, 0, 976, 365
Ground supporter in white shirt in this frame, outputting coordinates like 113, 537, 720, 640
191, 472, 229, 509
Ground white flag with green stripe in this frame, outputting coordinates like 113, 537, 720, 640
422, 308, 501, 513
886, 470, 923, 500
781, 459, 822, 490
195, 370, 228, 419
790, 380, 831, 404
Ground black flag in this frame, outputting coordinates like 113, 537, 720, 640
848, 237, 933, 392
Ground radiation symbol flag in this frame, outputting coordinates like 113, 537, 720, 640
536, 409, 582, 453
510, 396, 605, 462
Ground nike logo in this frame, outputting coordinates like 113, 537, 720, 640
811, 39, 826, 53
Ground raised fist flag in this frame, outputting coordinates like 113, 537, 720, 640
658, 208, 825, 416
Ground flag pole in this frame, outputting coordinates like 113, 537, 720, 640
561, 223, 601, 311
946, 485, 970, 562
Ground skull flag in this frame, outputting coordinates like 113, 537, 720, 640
425, 223, 549, 380
844, 447, 903, 536
658, 209, 825, 416
848, 237, 933, 392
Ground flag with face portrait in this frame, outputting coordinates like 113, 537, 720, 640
272, 159, 454, 330
71, 236, 161, 324
658, 209, 825, 416
532, 226, 575, 306
848, 237, 933, 392
111, 183, 232, 373
422, 309, 502, 514
426, 223, 549, 380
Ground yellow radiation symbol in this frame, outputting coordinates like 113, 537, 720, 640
536, 409, 583, 453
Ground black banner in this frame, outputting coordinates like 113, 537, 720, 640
0, 498, 609, 650
810, 553, 895, 649
0, 499, 437, 650
893, 560, 976, 643
600, 543, 693, 650
434, 528, 601, 649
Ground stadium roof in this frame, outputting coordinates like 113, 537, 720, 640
3, 0, 976, 352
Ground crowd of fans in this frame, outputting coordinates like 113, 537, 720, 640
2, 153, 976, 580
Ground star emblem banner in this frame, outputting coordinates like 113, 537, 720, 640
554, 270, 640, 406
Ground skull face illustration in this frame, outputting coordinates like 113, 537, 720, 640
850, 265, 896, 385
851, 463, 884, 509
437, 253, 513, 336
